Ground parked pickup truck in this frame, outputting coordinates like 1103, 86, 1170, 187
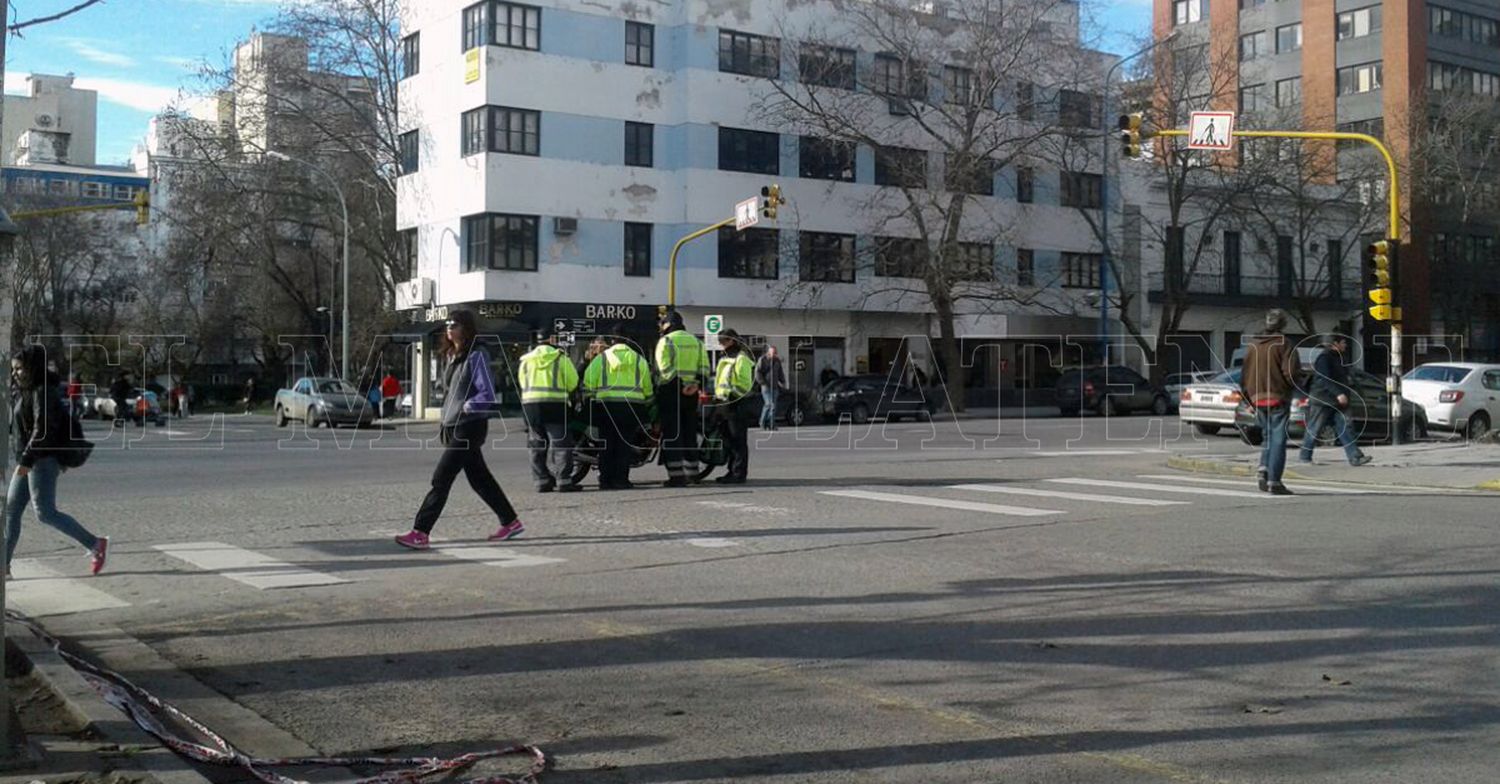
275, 377, 375, 428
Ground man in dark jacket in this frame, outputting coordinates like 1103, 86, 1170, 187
109, 371, 133, 428
1240, 309, 1301, 494
1298, 335, 1372, 466
754, 345, 787, 430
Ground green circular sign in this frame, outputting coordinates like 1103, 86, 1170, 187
706, 316, 723, 333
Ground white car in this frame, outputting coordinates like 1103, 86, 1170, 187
1163, 370, 1219, 405
1401, 363, 1500, 440
1177, 369, 1246, 436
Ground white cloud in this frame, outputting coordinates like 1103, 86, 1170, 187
62, 39, 138, 68
6, 71, 180, 113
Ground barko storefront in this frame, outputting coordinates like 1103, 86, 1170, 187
405, 300, 658, 420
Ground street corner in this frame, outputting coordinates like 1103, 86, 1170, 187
1164, 452, 1259, 478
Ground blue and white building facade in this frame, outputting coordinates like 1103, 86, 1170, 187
396, 0, 1111, 414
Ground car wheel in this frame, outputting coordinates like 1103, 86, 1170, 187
1238, 426, 1264, 447
788, 406, 806, 427
1106, 396, 1126, 417
851, 403, 871, 425
1317, 424, 1337, 446
1194, 423, 1220, 436
1467, 412, 1491, 441
275, 407, 288, 427
1151, 395, 1169, 416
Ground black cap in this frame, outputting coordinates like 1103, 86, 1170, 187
660, 310, 685, 330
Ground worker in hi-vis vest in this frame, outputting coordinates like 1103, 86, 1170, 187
654, 311, 712, 486
582, 327, 654, 490
713, 328, 756, 485
518, 329, 580, 493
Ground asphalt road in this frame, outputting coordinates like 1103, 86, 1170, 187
7, 413, 1499, 783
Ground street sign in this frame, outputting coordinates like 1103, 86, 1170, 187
704, 314, 724, 343
734, 197, 760, 231
553, 318, 596, 334
1188, 111, 1235, 151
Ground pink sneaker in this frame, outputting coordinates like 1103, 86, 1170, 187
394, 530, 430, 550
90, 537, 109, 576
488, 520, 525, 541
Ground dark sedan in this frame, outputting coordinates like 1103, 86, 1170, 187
1056, 365, 1171, 416
816, 375, 933, 424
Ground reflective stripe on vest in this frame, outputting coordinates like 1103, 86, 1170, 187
520, 354, 568, 403
598, 348, 646, 402
658, 331, 705, 385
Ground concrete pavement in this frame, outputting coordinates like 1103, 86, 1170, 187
1168, 440, 1500, 491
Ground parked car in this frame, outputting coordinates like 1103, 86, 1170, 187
1177, 369, 1245, 436
1056, 366, 1171, 416
1401, 363, 1500, 440
815, 375, 933, 424
91, 388, 164, 426
398, 380, 413, 417
1163, 370, 1219, 401
275, 377, 375, 428
1235, 368, 1427, 445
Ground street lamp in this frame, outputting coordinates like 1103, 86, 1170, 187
265, 150, 350, 380
1099, 29, 1179, 365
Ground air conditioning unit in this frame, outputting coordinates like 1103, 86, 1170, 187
395, 277, 433, 310
553, 216, 578, 236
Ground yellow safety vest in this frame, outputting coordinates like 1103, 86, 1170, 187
655, 330, 711, 385
715, 353, 755, 401
583, 344, 653, 403
517, 345, 578, 403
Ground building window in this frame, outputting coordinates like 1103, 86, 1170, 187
1016, 248, 1034, 286
953, 242, 994, 281
462, 1, 540, 50
1173, 0, 1202, 26
1060, 172, 1102, 209
1061, 252, 1102, 288
719, 29, 780, 78
946, 153, 994, 196
461, 108, 487, 155
81, 181, 105, 199
399, 129, 419, 174
1058, 89, 1100, 128
874, 54, 927, 102
1275, 77, 1302, 107
1239, 0, 1266, 8
799, 136, 856, 181
719, 127, 779, 174
799, 231, 856, 283
1336, 118, 1384, 149
49, 179, 71, 195
874, 236, 926, 277
462, 106, 538, 155
1239, 83, 1268, 114
799, 43, 855, 89
874, 147, 926, 188
624, 222, 652, 276
625, 21, 653, 67
402, 33, 420, 77
399, 228, 418, 279
462, 213, 538, 272
1339, 6, 1382, 40
462, 3, 489, 50
112, 184, 133, 200
1016, 166, 1034, 203
625, 122, 654, 167
1430, 6, 1499, 46
718, 226, 778, 279
1336, 62, 1383, 95
1239, 31, 1267, 62
1016, 81, 1035, 121
1429, 61, 1500, 97
1276, 23, 1302, 53
943, 66, 975, 106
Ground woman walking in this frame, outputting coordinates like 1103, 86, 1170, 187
395, 310, 524, 549
7, 345, 107, 575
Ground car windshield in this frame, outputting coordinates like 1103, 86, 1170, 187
1210, 370, 1241, 384
318, 380, 359, 394
1405, 365, 1471, 383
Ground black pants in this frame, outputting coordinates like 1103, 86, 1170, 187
523, 402, 575, 488
721, 401, 750, 480
656, 381, 700, 481
382, 398, 396, 418
414, 419, 517, 533
593, 401, 644, 487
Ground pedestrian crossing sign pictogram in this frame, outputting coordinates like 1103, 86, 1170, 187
1188, 111, 1235, 151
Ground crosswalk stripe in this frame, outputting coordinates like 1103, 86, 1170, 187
154, 542, 350, 590
8, 559, 130, 616
950, 484, 1190, 506
1136, 475, 1380, 494
1046, 478, 1271, 499
1030, 449, 1163, 457
821, 489, 1062, 517
431, 541, 567, 568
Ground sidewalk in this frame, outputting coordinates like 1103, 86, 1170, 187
1167, 440, 1500, 491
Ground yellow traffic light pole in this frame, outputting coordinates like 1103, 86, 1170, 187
1155, 129, 1408, 443
666, 185, 784, 310
12, 190, 151, 223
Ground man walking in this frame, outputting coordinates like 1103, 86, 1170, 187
519, 331, 580, 492
654, 311, 711, 486
1299, 334, 1372, 467
380, 371, 402, 419
109, 371, 133, 428
754, 345, 787, 430
582, 328, 653, 490
1241, 309, 1302, 495
241, 376, 256, 415
714, 329, 756, 484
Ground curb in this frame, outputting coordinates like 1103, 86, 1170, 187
5, 624, 215, 784
1165, 454, 1500, 492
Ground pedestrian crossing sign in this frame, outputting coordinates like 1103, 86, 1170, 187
1188, 111, 1235, 151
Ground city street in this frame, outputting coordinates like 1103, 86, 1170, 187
7, 414, 1499, 783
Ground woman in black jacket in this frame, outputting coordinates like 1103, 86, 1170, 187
6, 345, 107, 575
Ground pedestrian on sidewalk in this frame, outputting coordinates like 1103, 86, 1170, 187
109, 371, 132, 428
519, 330, 580, 493
754, 345, 787, 431
1299, 335, 1372, 467
6, 345, 108, 576
1241, 309, 1303, 495
240, 377, 256, 415
395, 310, 523, 550
380, 371, 401, 420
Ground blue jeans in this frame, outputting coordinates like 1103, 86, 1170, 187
760, 387, 778, 429
1299, 403, 1361, 463
6, 457, 98, 567
1255, 404, 1290, 485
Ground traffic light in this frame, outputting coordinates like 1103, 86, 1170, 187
760, 184, 783, 220
1366, 239, 1397, 322
133, 189, 150, 225
1119, 113, 1143, 159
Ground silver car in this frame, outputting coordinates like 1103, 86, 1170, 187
275, 377, 375, 428
1177, 369, 1245, 436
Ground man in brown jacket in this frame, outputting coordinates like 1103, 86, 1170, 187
1241, 309, 1302, 494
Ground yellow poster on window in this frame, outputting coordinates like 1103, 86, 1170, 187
464, 48, 480, 84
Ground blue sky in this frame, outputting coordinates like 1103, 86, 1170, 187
4, 0, 1151, 167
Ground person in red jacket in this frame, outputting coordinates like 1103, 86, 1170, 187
380, 371, 401, 419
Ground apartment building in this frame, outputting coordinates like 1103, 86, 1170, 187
2, 74, 98, 167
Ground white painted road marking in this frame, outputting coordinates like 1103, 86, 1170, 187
821, 490, 1062, 517
684, 537, 740, 548
1136, 475, 1381, 494
432, 542, 568, 567
950, 484, 1190, 507
1031, 449, 1165, 457
696, 500, 792, 515
1046, 478, 1272, 499
154, 542, 350, 589
9, 559, 130, 616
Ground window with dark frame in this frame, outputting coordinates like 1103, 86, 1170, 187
1339, 5, 1381, 40
491, 107, 540, 155
875, 146, 926, 188
799, 43, 855, 89
1016, 81, 1035, 121
1058, 89, 1100, 128
953, 242, 994, 281
462, 3, 489, 50
799, 232, 856, 283
399, 228, 418, 279
799, 136, 856, 181
462, 1, 539, 50
719, 127, 780, 174
399, 129, 419, 174
461, 107, 488, 156
625, 122, 654, 167
946, 153, 994, 196
874, 54, 927, 102
624, 222, 652, 276
1016, 166, 1035, 203
719, 29, 780, 78
1276, 77, 1302, 107
943, 65, 975, 105
402, 33, 420, 78
874, 236, 926, 277
1276, 23, 1302, 53
1336, 62, 1383, 95
1016, 248, 1034, 286
718, 226, 779, 279
1173, 0, 1202, 25
1060, 171, 1102, 208
625, 21, 653, 66
462, 213, 539, 271
1061, 252, 1102, 288
1239, 30, 1267, 62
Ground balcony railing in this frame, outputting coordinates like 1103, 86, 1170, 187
1147, 272, 1354, 306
